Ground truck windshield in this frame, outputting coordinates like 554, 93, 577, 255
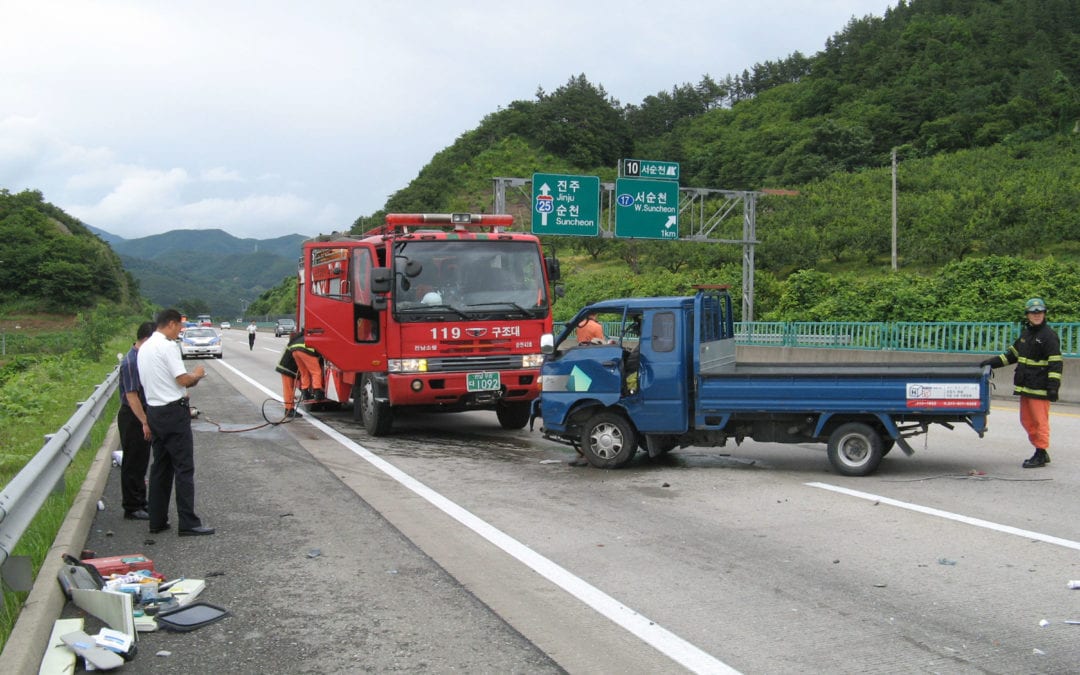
392, 240, 547, 321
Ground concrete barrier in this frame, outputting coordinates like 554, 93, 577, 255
736, 346, 1079, 404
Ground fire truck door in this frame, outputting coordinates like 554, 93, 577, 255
303, 243, 387, 372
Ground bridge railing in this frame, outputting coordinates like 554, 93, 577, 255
734, 321, 1079, 355
555, 321, 1080, 356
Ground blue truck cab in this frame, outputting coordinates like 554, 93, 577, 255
535, 286, 991, 476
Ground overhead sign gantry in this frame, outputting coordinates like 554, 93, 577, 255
494, 163, 762, 320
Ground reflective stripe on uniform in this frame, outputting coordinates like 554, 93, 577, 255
1015, 386, 1049, 396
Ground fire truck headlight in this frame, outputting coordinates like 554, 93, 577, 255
522, 353, 544, 369
388, 358, 427, 373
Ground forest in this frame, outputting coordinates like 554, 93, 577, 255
0, 189, 142, 314
3, 0, 1079, 325
321, 0, 1078, 322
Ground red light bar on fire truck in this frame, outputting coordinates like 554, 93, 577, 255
384, 213, 515, 233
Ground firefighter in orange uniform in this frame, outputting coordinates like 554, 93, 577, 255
291, 330, 325, 401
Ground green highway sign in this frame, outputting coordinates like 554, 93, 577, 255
621, 158, 679, 181
531, 173, 600, 236
614, 178, 680, 240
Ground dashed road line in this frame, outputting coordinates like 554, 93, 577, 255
807, 482, 1080, 551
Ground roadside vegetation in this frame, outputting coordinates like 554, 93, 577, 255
0, 191, 152, 648
0, 323, 135, 648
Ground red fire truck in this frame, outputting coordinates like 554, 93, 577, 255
298, 213, 559, 435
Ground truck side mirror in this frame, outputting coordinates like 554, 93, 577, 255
370, 267, 393, 294
545, 256, 561, 282
540, 333, 554, 355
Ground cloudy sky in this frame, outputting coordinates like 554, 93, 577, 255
1, 1, 896, 240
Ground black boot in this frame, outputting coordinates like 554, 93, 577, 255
312, 389, 325, 401
1022, 448, 1048, 468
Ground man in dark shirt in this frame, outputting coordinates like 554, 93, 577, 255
117, 322, 156, 519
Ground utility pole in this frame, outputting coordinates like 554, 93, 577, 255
891, 148, 898, 271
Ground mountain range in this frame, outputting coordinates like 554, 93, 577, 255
87, 225, 307, 319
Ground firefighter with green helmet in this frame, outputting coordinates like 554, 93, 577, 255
980, 297, 1062, 468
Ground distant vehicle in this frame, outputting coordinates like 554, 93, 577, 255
274, 318, 296, 337
220, 321, 232, 330
197, 314, 213, 327
180, 327, 223, 359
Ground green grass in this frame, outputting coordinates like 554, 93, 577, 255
0, 333, 130, 650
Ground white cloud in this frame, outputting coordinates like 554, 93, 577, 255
201, 167, 244, 183
0, 0, 900, 240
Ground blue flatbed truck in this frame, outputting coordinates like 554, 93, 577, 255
534, 286, 991, 476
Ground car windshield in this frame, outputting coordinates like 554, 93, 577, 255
185, 328, 216, 338
391, 240, 547, 321
278, 320, 295, 326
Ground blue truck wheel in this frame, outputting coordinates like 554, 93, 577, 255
827, 422, 884, 476
581, 411, 638, 468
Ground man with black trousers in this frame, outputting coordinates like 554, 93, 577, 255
116, 321, 156, 520
137, 308, 215, 536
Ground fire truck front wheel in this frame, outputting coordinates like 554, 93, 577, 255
495, 401, 531, 430
354, 373, 393, 436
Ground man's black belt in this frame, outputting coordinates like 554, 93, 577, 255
151, 398, 188, 409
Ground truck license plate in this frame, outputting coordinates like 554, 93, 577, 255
467, 372, 500, 392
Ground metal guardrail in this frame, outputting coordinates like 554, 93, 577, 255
0, 368, 119, 577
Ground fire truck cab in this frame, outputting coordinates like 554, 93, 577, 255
299, 213, 558, 436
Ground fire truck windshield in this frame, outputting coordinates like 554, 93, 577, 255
392, 240, 547, 321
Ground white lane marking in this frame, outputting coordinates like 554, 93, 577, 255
215, 360, 739, 674
807, 482, 1080, 551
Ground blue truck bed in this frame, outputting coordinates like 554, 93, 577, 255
536, 288, 991, 476
699, 363, 988, 418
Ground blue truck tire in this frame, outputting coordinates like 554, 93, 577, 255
581, 411, 638, 468
827, 422, 884, 476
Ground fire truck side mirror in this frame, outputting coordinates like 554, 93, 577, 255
371, 267, 393, 294
545, 256, 561, 281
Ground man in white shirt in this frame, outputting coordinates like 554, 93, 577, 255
137, 308, 215, 536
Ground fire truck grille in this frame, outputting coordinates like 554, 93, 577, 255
426, 355, 524, 372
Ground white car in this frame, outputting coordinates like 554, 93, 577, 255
220, 321, 232, 330
180, 327, 223, 359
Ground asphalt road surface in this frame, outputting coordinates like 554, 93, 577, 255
79, 328, 1080, 673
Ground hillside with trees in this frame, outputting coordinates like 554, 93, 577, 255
323, 0, 1077, 322
106, 229, 305, 319
0, 189, 142, 314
